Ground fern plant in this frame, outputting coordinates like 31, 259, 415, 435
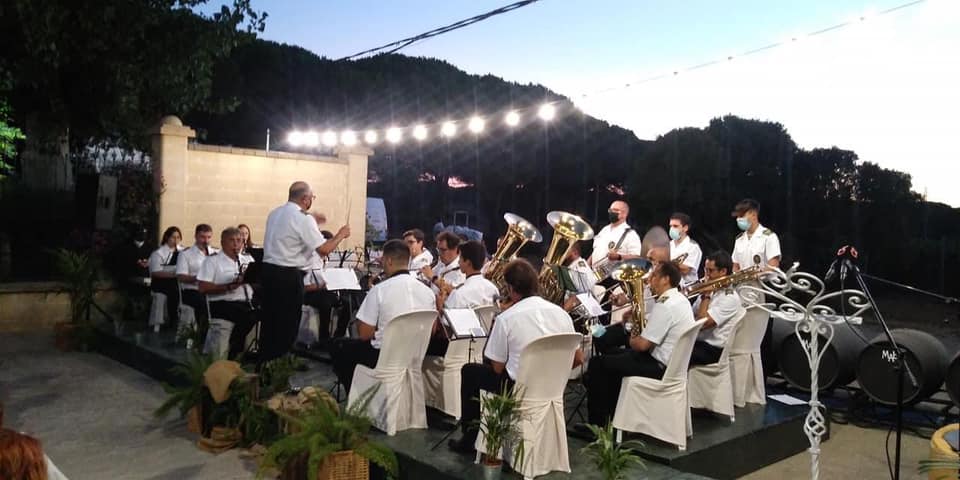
580, 422, 645, 480
259, 384, 398, 479
261, 354, 304, 397
476, 383, 527, 470
51, 248, 100, 325
154, 351, 214, 419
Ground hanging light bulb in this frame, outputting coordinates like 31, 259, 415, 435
386, 127, 403, 144
468, 116, 485, 134
412, 124, 428, 141
364, 130, 378, 144
441, 121, 457, 137
504, 111, 520, 127
538, 103, 556, 121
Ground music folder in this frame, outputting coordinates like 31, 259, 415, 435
443, 308, 487, 339
576, 292, 608, 317
319, 268, 362, 291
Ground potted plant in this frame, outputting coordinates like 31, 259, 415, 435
580, 422, 645, 480
476, 383, 527, 480
154, 351, 215, 434
51, 248, 101, 351
259, 384, 398, 480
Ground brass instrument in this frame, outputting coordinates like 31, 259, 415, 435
683, 264, 763, 298
611, 259, 649, 336
485, 213, 543, 293
538, 211, 594, 305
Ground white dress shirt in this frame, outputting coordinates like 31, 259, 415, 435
694, 289, 745, 348
409, 249, 434, 272
445, 273, 500, 309
175, 244, 220, 290
641, 288, 696, 366
431, 256, 466, 295
262, 202, 326, 267
149, 244, 183, 274
590, 222, 642, 265
485, 296, 576, 379
301, 251, 327, 287
670, 235, 703, 287
196, 252, 255, 303
356, 272, 436, 349
732, 223, 781, 269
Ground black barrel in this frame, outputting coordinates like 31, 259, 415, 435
855, 329, 949, 406
776, 319, 866, 391
947, 352, 960, 407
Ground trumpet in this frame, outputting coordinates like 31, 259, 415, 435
682, 264, 764, 298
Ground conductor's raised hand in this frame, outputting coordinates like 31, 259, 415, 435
336, 225, 351, 239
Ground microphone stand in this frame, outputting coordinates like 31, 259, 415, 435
843, 259, 919, 480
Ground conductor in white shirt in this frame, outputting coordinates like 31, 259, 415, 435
668, 212, 703, 288
448, 259, 584, 454
260, 181, 350, 363
427, 240, 499, 356
329, 239, 436, 392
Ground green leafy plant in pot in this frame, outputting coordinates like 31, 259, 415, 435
154, 351, 215, 434
259, 384, 398, 480
51, 248, 101, 351
580, 422, 645, 480
475, 383, 527, 479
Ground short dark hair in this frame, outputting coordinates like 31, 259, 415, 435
653, 261, 682, 288
459, 240, 486, 271
403, 228, 425, 243
436, 231, 461, 250
503, 259, 539, 298
382, 239, 410, 264
161, 226, 182, 244
705, 250, 733, 275
669, 212, 691, 227
195, 224, 213, 234
732, 198, 760, 217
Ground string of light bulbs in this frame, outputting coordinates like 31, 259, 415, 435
288, 0, 930, 148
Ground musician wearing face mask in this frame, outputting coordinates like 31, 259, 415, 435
668, 212, 702, 288
197, 228, 257, 359
589, 200, 643, 277
591, 246, 666, 354
421, 231, 466, 295
581, 261, 694, 429
690, 251, 745, 366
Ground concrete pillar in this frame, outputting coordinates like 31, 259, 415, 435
148, 116, 195, 244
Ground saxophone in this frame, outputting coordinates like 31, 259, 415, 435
538, 211, 594, 305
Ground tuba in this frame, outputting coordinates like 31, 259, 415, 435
538, 211, 594, 305
611, 259, 650, 335
485, 213, 543, 293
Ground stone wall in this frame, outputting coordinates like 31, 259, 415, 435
0, 282, 122, 332
150, 116, 370, 247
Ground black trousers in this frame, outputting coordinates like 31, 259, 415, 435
459, 363, 513, 444
593, 323, 630, 355
303, 289, 341, 340
259, 263, 305, 362
180, 289, 208, 338
329, 338, 380, 393
208, 300, 259, 359
151, 277, 180, 327
689, 340, 724, 366
426, 334, 449, 357
586, 350, 665, 425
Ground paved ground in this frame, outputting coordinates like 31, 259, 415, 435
0, 331, 946, 480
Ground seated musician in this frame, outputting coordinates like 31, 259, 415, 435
302, 213, 349, 341
149, 226, 184, 327
592, 246, 667, 354
404, 228, 434, 284
689, 251, 745, 366
197, 227, 258, 358
583, 261, 694, 428
176, 224, 218, 333
448, 259, 584, 454
426, 240, 499, 356
421, 231, 466, 295
329, 239, 436, 393
560, 241, 600, 331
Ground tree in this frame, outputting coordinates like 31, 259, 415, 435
0, 97, 25, 176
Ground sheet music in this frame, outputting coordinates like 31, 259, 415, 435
576, 292, 608, 317
769, 394, 807, 406
320, 268, 362, 291
444, 308, 486, 339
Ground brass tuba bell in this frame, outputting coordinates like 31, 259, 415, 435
484, 213, 542, 293
538, 211, 594, 305
611, 259, 650, 335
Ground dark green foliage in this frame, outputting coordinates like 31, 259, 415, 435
154, 351, 215, 419
259, 384, 398, 479
475, 383, 526, 469
260, 354, 305, 397
51, 248, 101, 324
580, 423, 645, 480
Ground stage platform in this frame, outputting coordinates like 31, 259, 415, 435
92, 322, 818, 479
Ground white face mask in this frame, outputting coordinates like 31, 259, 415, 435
736, 217, 750, 231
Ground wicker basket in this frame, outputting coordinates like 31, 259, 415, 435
186, 405, 203, 434
317, 451, 369, 480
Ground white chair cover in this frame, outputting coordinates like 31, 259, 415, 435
175, 281, 196, 335
348, 310, 437, 436
729, 306, 769, 407
612, 319, 706, 451
149, 291, 167, 328
687, 310, 746, 422
423, 337, 473, 419
475, 333, 582, 479
297, 304, 320, 345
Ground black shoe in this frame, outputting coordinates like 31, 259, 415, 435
447, 437, 476, 455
